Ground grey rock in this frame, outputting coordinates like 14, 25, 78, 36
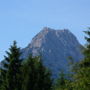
21, 27, 83, 78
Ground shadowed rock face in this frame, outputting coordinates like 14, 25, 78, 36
21, 27, 83, 78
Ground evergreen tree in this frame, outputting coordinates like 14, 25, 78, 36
37, 59, 52, 90
54, 71, 72, 90
0, 68, 7, 90
0, 49, 13, 90
2, 41, 22, 90
72, 28, 90, 90
22, 55, 52, 90
22, 55, 38, 90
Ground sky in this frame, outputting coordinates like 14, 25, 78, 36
0, 0, 90, 60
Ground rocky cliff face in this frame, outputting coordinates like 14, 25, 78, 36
21, 27, 83, 78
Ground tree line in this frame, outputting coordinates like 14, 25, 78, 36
0, 28, 90, 90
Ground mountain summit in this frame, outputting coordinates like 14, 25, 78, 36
21, 27, 83, 77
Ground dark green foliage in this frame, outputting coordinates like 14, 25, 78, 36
22, 55, 37, 90
0, 68, 7, 90
54, 71, 72, 90
37, 60, 52, 90
6, 41, 22, 90
0, 52, 12, 89
22, 55, 52, 90
71, 28, 90, 90
0, 41, 22, 90
0, 41, 53, 90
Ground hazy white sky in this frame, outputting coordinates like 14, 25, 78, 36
0, 0, 90, 60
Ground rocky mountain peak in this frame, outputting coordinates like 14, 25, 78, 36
0, 27, 83, 78
32, 27, 77, 42
21, 27, 83, 78
30, 27, 78, 49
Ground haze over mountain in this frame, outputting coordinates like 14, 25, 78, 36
21, 27, 83, 77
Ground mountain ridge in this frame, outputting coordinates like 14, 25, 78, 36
21, 27, 83, 78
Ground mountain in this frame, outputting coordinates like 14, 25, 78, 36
21, 27, 83, 78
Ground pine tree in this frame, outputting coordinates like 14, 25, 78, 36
22, 55, 52, 90
0, 49, 13, 90
0, 68, 7, 90
72, 28, 90, 90
2, 41, 22, 90
37, 59, 52, 90
22, 55, 37, 90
